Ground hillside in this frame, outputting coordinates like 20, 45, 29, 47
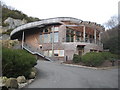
2, 3, 40, 27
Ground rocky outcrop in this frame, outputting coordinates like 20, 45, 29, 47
4, 17, 27, 29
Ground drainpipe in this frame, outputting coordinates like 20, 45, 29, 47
22, 31, 24, 49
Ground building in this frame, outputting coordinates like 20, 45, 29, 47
10, 17, 105, 61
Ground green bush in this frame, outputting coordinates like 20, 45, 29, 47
81, 52, 118, 67
81, 52, 105, 67
73, 54, 81, 63
2, 47, 37, 78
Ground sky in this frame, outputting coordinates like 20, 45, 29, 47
1, 0, 119, 25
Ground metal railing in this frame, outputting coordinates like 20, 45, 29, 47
23, 43, 53, 62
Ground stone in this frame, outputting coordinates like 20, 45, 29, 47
29, 72, 36, 79
17, 76, 26, 83
5, 78, 18, 88
2, 77, 8, 84
31, 68, 37, 74
4, 17, 27, 29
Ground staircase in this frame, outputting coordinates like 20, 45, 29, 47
23, 43, 53, 62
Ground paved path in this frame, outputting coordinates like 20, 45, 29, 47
25, 60, 118, 88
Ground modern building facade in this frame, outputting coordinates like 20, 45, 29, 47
10, 17, 105, 61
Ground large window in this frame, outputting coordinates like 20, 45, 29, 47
44, 51, 49, 56
54, 32, 59, 42
66, 27, 83, 42
59, 50, 64, 56
43, 34, 50, 43
39, 34, 43, 44
39, 26, 59, 43
54, 50, 64, 57
43, 50, 64, 57
54, 50, 59, 56
49, 50, 52, 57
54, 27, 59, 31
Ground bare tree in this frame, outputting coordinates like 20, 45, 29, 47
104, 15, 118, 29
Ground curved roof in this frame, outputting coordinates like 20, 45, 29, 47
10, 17, 104, 39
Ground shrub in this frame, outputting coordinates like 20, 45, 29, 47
73, 54, 81, 63
81, 52, 105, 67
2, 47, 37, 78
81, 52, 118, 67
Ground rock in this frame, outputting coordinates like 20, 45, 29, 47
0, 77, 2, 87
5, 78, 18, 88
29, 72, 36, 79
2, 77, 8, 84
31, 68, 37, 75
17, 76, 26, 83
4, 17, 27, 29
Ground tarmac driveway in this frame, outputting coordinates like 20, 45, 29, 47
25, 60, 118, 88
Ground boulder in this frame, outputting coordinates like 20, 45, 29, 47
2, 77, 8, 84
5, 78, 18, 88
29, 72, 36, 79
17, 76, 26, 83
31, 68, 37, 74
4, 17, 27, 29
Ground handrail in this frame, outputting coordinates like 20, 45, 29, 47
23, 43, 53, 62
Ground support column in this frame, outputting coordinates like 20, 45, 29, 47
52, 26, 54, 57
94, 29, 96, 44
83, 26, 85, 42
99, 32, 101, 41
98, 32, 101, 45
22, 31, 24, 49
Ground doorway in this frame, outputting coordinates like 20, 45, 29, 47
77, 45, 85, 56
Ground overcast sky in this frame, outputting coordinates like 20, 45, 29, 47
2, 0, 119, 25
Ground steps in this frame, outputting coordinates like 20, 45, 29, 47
23, 43, 53, 62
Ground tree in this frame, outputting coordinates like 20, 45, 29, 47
104, 15, 118, 29
101, 16, 119, 55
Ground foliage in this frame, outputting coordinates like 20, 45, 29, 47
73, 54, 81, 63
1, 40, 19, 48
81, 52, 104, 67
2, 3, 40, 25
73, 52, 118, 67
103, 35, 120, 55
2, 47, 37, 78
2, 29, 13, 35
101, 25, 120, 55
104, 15, 118, 29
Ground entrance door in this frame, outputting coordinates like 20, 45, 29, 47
77, 45, 85, 56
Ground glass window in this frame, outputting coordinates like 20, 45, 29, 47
76, 31, 80, 36
71, 30, 74, 34
54, 32, 58, 42
50, 33, 53, 43
66, 34, 71, 42
59, 50, 64, 56
52, 27, 59, 31
44, 28, 48, 32
44, 34, 50, 43
49, 50, 52, 57
54, 27, 59, 31
54, 50, 59, 56
39, 34, 43, 44
44, 51, 48, 56
71, 35, 74, 42
76, 36, 81, 42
